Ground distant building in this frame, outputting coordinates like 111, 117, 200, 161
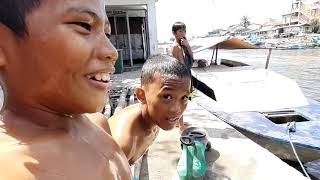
281, 0, 320, 34
158, 42, 171, 55
207, 29, 229, 37
311, 0, 320, 18
225, 24, 262, 37
106, 0, 159, 67
250, 19, 282, 39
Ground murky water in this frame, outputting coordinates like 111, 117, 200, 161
196, 48, 320, 102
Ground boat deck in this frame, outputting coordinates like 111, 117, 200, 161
192, 62, 255, 73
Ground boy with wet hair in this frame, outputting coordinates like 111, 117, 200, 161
109, 54, 191, 165
171, 21, 194, 133
0, 0, 132, 179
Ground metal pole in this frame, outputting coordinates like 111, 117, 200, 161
126, 12, 133, 67
113, 16, 118, 49
210, 47, 215, 64
265, 48, 272, 69
215, 44, 219, 65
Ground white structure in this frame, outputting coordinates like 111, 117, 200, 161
106, 0, 158, 67
281, 0, 320, 33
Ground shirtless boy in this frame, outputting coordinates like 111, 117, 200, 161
171, 21, 194, 67
0, 0, 131, 179
171, 21, 194, 133
108, 54, 191, 165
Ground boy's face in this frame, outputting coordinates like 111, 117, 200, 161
1, 0, 117, 114
143, 73, 190, 130
173, 28, 186, 40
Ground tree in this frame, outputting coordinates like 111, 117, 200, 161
310, 18, 320, 33
240, 16, 251, 28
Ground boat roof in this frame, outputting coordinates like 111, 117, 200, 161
190, 36, 257, 53
192, 68, 309, 113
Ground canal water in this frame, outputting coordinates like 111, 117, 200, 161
196, 48, 320, 102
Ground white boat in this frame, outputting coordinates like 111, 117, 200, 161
189, 36, 320, 163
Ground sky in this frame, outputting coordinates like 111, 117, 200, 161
156, 0, 295, 42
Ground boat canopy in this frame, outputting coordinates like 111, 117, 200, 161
190, 36, 257, 53
192, 68, 309, 113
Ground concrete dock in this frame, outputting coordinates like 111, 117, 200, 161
112, 70, 308, 180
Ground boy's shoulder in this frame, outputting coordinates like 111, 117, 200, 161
109, 103, 141, 123
86, 112, 111, 134
171, 41, 181, 49
108, 104, 142, 138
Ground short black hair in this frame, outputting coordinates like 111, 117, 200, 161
141, 54, 191, 86
0, 0, 41, 37
172, 21, 186, 33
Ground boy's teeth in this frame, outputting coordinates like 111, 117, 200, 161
95, 74, 102, 81
102, 74, 108, 81
87, 73, 110, 81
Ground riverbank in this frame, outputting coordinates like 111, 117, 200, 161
243, 33, 320, 49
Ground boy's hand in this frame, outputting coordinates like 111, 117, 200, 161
180, 38, 190, 48
179, 125, 185, 135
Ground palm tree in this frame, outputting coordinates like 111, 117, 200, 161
240, 16, 251, 28
310, 18, 320, 33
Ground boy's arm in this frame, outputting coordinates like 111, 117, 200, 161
108, 115, 134, 162
181, 39, 194, 59
171, 45, 184, 63
113, 132, 134, 163
88, 112, 134, 162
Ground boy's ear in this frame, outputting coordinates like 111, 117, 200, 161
135, 87, 146, 104
0, 26, 9, 67
0, 48, 7, 67
0, 47, 6, 67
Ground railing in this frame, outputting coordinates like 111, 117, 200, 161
299, 14, 309, 24
300, 9, 312, 18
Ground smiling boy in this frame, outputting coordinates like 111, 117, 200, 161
0, 0, 132, 179
108, 54, 191, 165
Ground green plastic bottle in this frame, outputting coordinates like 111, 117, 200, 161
192, 140, 207, 178
177, 136, 194, 180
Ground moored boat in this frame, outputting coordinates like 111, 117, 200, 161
190, 36, 320, 163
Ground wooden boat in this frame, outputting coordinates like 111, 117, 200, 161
273, 43, 307, 50
305, 159, 320, 179
190, 36, 320, 163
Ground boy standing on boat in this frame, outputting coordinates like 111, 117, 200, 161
0, 0, 132, 179
171, 21, 194, 133
108, 54, 191, 165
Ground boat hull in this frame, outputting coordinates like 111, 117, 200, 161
230, 124, 320, 163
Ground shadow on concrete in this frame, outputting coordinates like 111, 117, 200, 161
205, 127, 247, 139
139, 152, 149, 180
204, 148, 232, 180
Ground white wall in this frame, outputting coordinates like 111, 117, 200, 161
106, 0, 148, 6
147, 0, 158, 55
106, 0, 158, 56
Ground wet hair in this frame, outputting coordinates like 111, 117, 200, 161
0, 0, 41, 36
141, 54, 191, 86
172, 21, 186, 33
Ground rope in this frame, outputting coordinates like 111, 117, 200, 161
286, 122, 311, 179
